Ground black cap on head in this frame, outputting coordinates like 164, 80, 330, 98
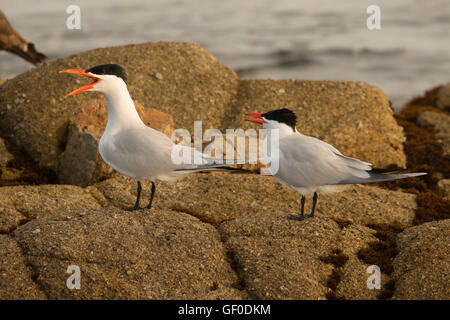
262, 108, 297, 131
86, 64, 127, 83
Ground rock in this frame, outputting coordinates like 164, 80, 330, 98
0, 138, 22, 182
437, 83, 450, 109
437, 179, 450, 200
219, 212, 390, 299
0, 171, 418, 233
223, 80, 407, 168
0, 184, 103, 234
334, 257, 391, 300
417, 111, 450, 157
0, 170, 428, 299
0, 42, 239, 175
0, 235, 46, 299
0, 181, 109, 234
13, 208, 240, 299
0, 138, 43, 185
57, 98, 174, 186
0, 138, 21, 182
93, 172, 418, 226
0, 207, 28, 234
220, 215, 339, 299
333, 224, 390, 300
392, 219, 450, 299
417, 111, 450, 137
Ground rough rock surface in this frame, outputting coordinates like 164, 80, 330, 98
94, 173, 418, 226
219, 213, 391, 299
13, 208, 241, 299
223, 80, 407, 168
0, 42, 240, 173
0, 235, 47, 299
0, 184, 102, 233
436, 179, 450, 200
392, 219, 450, 300
58, 98, 174, 186
0, 234, 46, 300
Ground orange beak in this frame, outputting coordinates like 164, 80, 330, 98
59, 69, 102, 98
245, 112, 267, 125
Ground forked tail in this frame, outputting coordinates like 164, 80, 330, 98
341, 169, 427, 184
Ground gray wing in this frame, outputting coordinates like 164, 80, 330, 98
274, 134, 372, 188
100, 126, 232, 180
100, 126, 178, 179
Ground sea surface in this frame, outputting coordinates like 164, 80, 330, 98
1, 0, 449, 110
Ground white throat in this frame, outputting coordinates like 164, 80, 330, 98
264, 120, 296, 139
102, 82, 144, 134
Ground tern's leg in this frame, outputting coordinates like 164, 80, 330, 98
308, 192, 318, 218
146, 182, 156, 209
123, 181, 142, 211
300, 195, 306, 217
289, 195, 306, 220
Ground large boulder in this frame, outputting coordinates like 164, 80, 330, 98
0, 171, 427, 299
57, 98, 174, 186
223, 80, 407, 168
0, 42, 240, 176
13, 208, 242, 299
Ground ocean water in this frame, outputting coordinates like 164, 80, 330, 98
1, 0, 449, 110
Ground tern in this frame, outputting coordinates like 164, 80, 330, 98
0, 10, 46, 65
246, 108, 426, 220
61, 64, 236, 211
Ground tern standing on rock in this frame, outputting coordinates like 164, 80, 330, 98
61, 64, 235, 211
246, 108, 427, 220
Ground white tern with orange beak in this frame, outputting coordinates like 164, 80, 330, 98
246, 108, 427, 220
61, 64, 236, 211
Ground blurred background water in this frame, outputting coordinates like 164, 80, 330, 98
1, 0, 449, 110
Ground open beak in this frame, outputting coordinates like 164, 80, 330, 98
245, 112, 267, 125
59, 69, 102, 98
